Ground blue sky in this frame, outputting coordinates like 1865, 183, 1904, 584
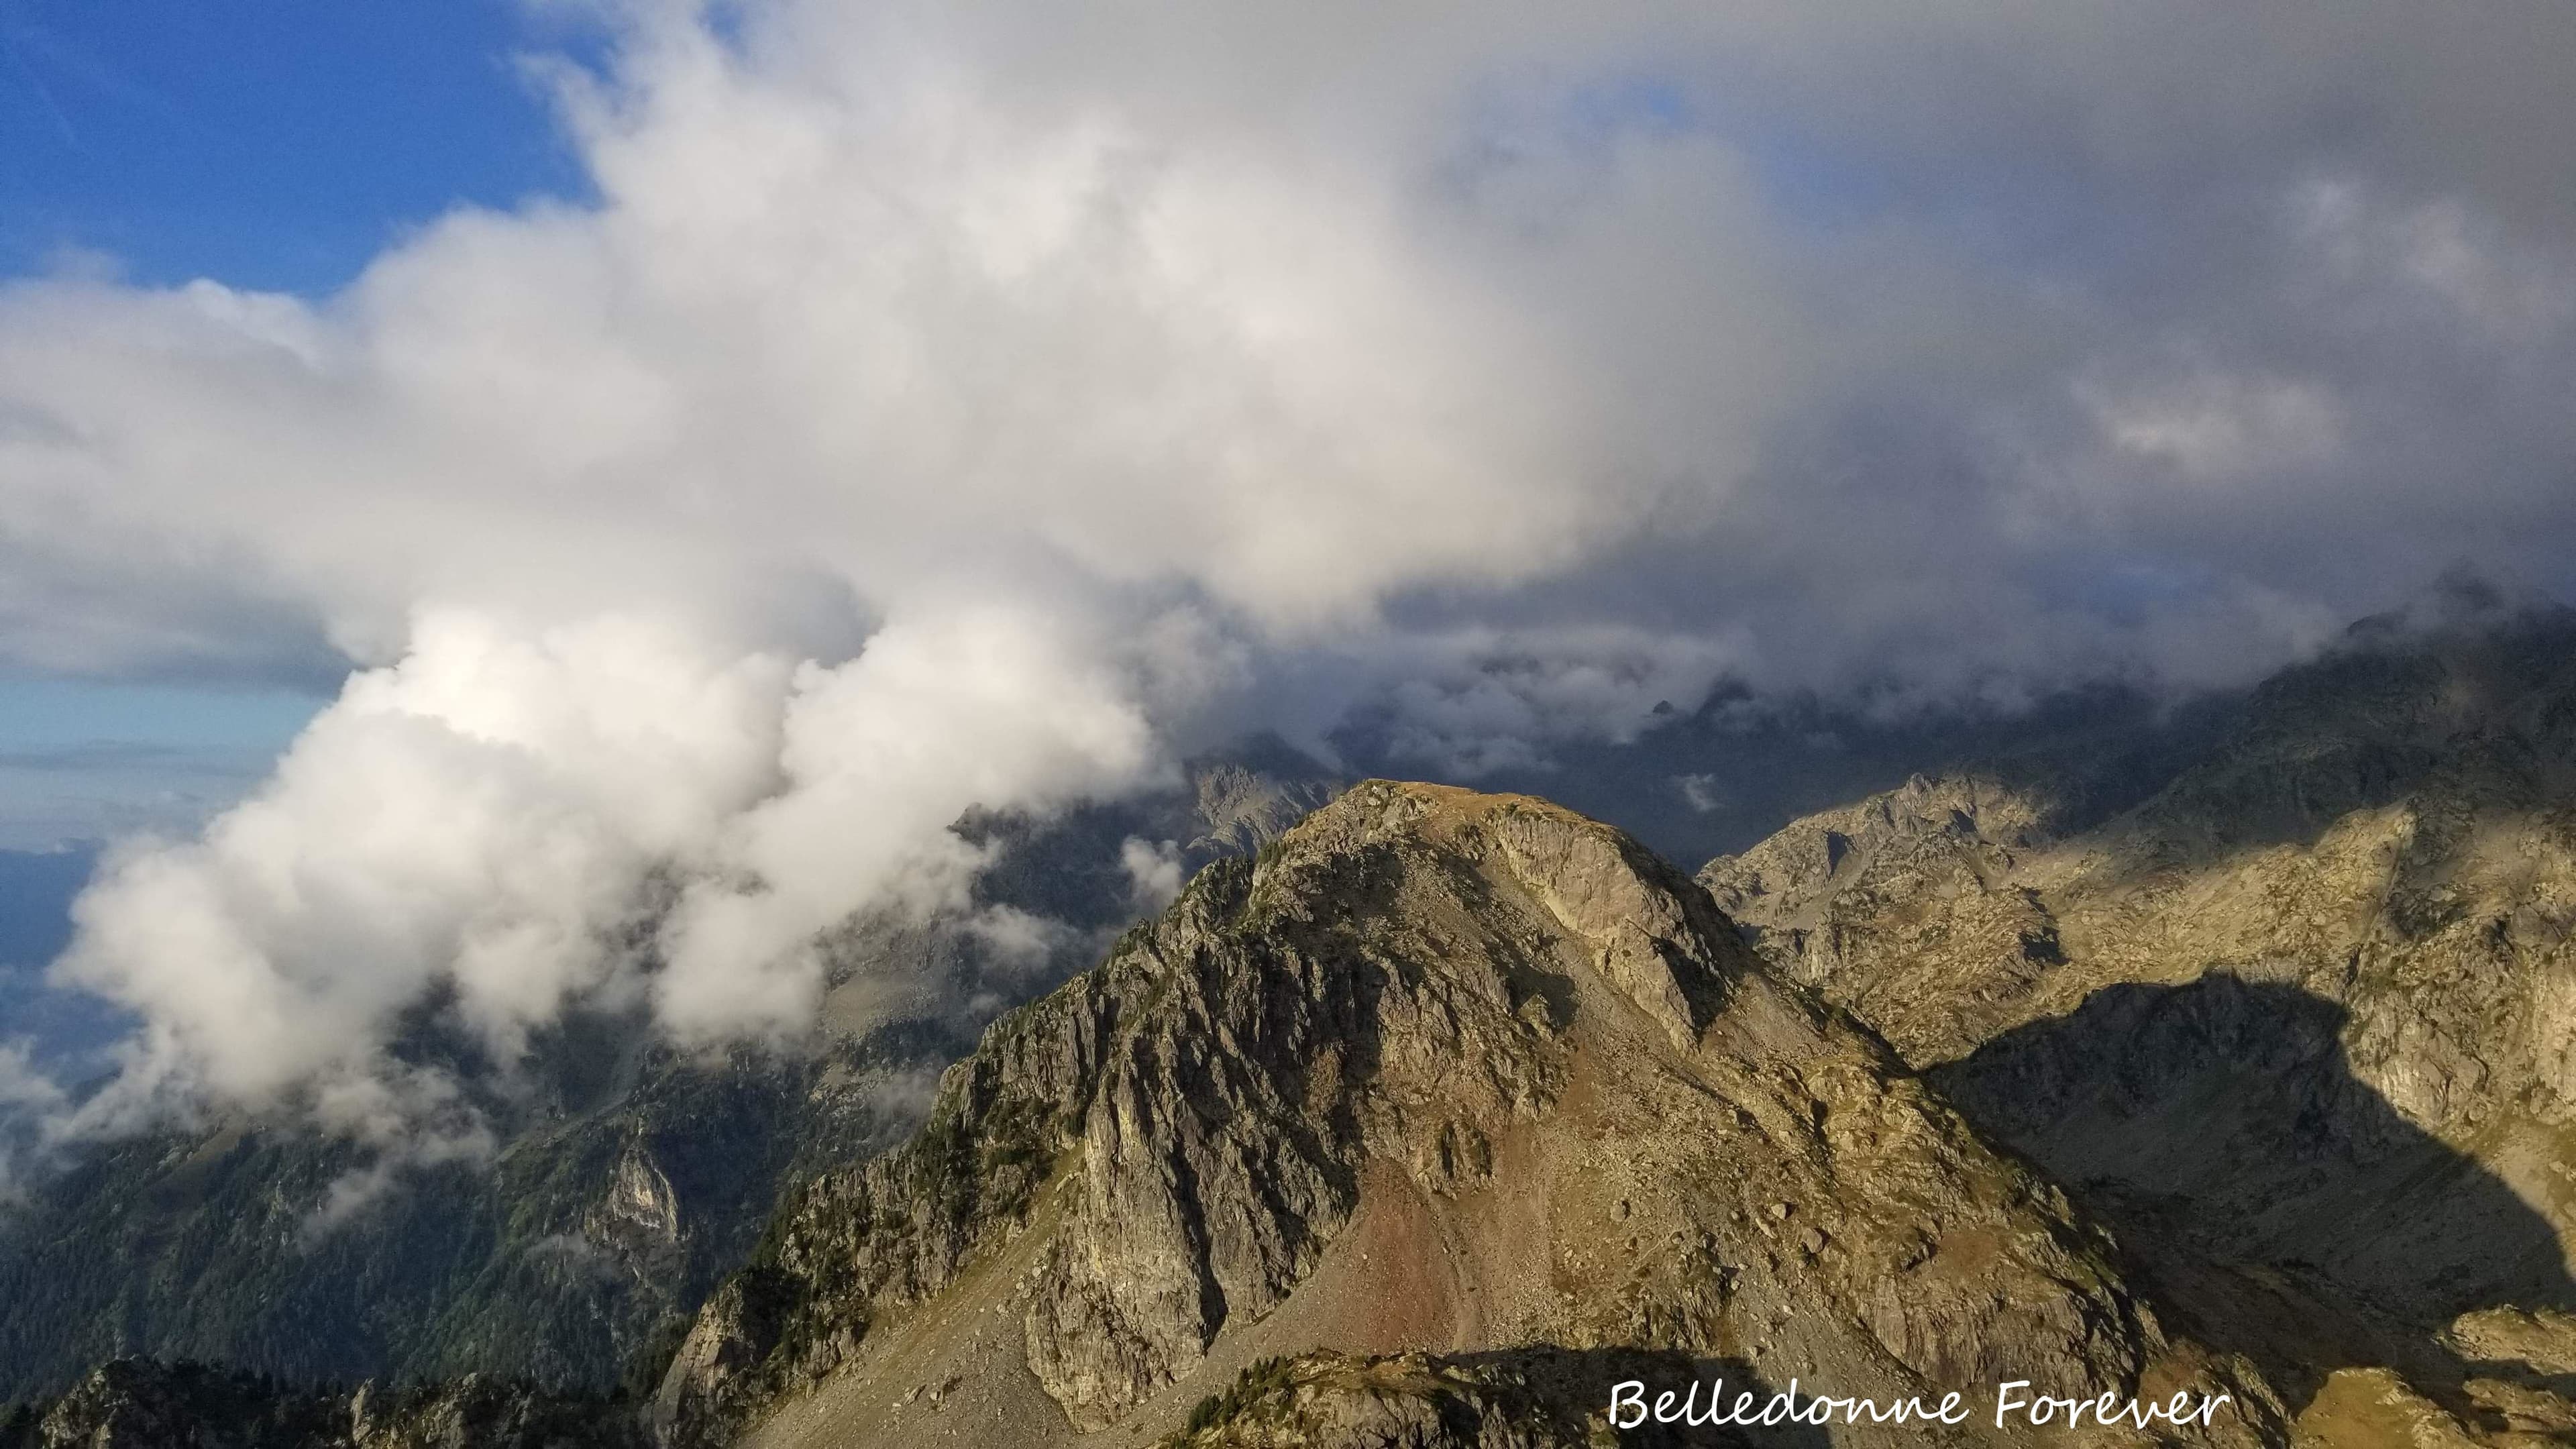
0, 0, 594, 294
0, 0, 604, 849
0, 679, 325, 848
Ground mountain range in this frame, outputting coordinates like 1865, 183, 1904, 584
7, 595, 2576, 1447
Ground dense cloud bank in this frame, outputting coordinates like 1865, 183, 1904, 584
1, 0, 2573, 1164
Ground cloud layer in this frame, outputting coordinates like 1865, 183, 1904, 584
4, 0, 2575, 1146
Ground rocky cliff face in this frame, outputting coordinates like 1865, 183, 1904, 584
657, 781, 2263, 1448
0, 1012, 951, 1405
19, 614, 2576, 1449
0, 746, 1342, 1406
1701, 606, 2576, 1442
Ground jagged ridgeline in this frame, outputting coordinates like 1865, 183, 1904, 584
1703, 600, 2576, 1444
0, 1021, 945, 1399
13, 607, 2576, 1448
651, 780, 2273, 1448
0, 745, 1344, 1407
639, 602, 2576, 1449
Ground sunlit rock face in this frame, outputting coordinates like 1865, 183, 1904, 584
656, 781, 2269, 1449
1706, 605, 2576, 1440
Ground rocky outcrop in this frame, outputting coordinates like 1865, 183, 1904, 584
1699, 772, 2065, 1042
1189, 741, 1342, 856
1700, 606, 2576, 1438
659, 782, 2259, 1448
1703, 606, 2576, 1075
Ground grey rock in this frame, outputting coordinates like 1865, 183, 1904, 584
659, 782, 2260, 1448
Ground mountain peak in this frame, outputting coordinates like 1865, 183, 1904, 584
653, 781, 2259, 1448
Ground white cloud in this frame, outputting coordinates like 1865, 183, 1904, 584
0, 1041, 68, 1201
1118, 837, 1185, 914
2083, 371, 2344, 483
1674, 774, 1725, 814
0, 0, 2571, 1152
654, 602, 1166, 1041
1357, 625, 1749, 777
54, 611, 790, 1127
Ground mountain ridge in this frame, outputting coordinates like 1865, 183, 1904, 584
1699, 602, 2576, 1441
654, 780, 2272, 1448
0, 745, 1346, 1405
10, 610, 2576, 1446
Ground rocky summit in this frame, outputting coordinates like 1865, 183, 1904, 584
15, 614, 2576, 1449
653, 781, 2271, 1448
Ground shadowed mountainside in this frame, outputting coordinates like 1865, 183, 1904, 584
1934, 976, 2576, 1421
0, 744, 1344, 1405
0, 1360, 645, 1449
1703, 598, 2576, 1444
12, 604, 2576, 1446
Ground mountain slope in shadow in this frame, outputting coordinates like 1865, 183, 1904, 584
1933, 975, 2576, 1415
1704, 600, 2576, 1443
